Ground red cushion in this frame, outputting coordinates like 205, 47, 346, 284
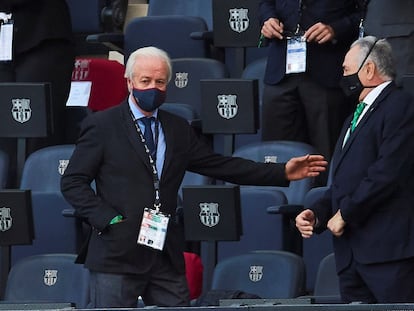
72, 58, 128, 111
184, 252, 203, 300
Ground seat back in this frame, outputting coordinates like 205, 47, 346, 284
212, 251, 306, 298
12, 192, 79, 264
217, 188, 287, 261
0, 149, 9, 188
232, 141, 318, 204
147, 0, 213, 30
124, 16, 210, 62
167, 58, 228, 118
20, 145, 75, 192
71, 58, 127, 111
235, 57, 267, 149
5, 253, 90, 308
313, 253, 340, 297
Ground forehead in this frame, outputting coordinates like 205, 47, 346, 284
133, 55, 168, 79
343, 45, 361, 66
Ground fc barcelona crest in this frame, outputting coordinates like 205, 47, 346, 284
44, 269, 58, 286
11, 98, 32, 123
217, 95, 238, 119
72, 58, 90, 80
174, 72, 188, 88
249, 265, 263, 282
199, 202, 220, 227
58, 160, 70, 176
0, 207, 12, 232
229, 8, 249, 33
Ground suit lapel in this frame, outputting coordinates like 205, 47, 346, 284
332, 83, 396, 175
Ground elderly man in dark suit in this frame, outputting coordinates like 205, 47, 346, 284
296, 36, 414, 303
61, 46, 327, 309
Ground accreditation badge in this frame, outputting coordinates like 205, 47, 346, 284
0, 20, 13, 61
137, 208, 169, 251
285, 36, 306, 74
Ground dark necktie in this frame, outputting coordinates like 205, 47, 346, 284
350, 102, 367, 132
140, 117, 156, 158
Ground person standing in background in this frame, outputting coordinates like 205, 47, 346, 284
363, 0, 414, 88
0, 0, 75, 186
259, 0, 364, 184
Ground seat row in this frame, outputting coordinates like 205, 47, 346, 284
2, 250, 339, 308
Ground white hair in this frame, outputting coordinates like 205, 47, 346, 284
124, 46, 172, 82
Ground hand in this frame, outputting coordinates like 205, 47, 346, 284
327, 210, 346, 237
285, 154, 327, 181
296, 209, 316, 238
304, 22, 335, 44
261, 17, 284, 40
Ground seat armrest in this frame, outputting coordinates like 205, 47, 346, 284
86, 32, 124, 52
267, 204, 304, 216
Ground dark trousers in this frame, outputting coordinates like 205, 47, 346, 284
261, 74, 351, 162
0, 39, 74, 186
88, 252, 190, 308
339, 256, 414, 303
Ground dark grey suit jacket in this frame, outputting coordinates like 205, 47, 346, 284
61, 101, 289, 275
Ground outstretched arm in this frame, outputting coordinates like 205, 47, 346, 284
285, 154, 327, 181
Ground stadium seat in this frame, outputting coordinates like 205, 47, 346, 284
123, 16, 212, 62
167, 58, 229, 119
19, 145, 75, 192
66, 58, 127, 142
211, 251, 306, 298
312, 253, 341, 302
147, 0, 213, 30
11, 192, 79, 265
4, 253, 90, 308
235, 57, 267, 149
232, 141, 319, 255
217, 188, 287, 261
0, 149, 9, 189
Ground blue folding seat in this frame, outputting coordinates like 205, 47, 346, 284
167, 58, 229, 118
11, 192, 79, 265
211, 251, 306, 298
312, 253, 341, 302
123, 15, 212, 62
217, 188, 287, 261
147, 0, 213, 30
234, 57, 267, 149
20, 145, 75, 192
0, 149, 9, 189
4, 253, 90, 308
232, 141, 319, 255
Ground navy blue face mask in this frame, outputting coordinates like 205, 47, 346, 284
132, 88, 166, 112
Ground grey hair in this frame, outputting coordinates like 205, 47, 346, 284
351, 36, 395, 80
124, 46, 172, 82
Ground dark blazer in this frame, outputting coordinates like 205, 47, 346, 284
61, 101, 289, 275
311, 83, 414, 273
364, 0, 414, 84
259, 0, 364, 87
0, 0, 73, 55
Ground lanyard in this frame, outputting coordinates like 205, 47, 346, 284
129, 110, 162, 212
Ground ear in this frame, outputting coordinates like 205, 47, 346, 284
365, 61, 376, 80
126, 78, 133, 92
